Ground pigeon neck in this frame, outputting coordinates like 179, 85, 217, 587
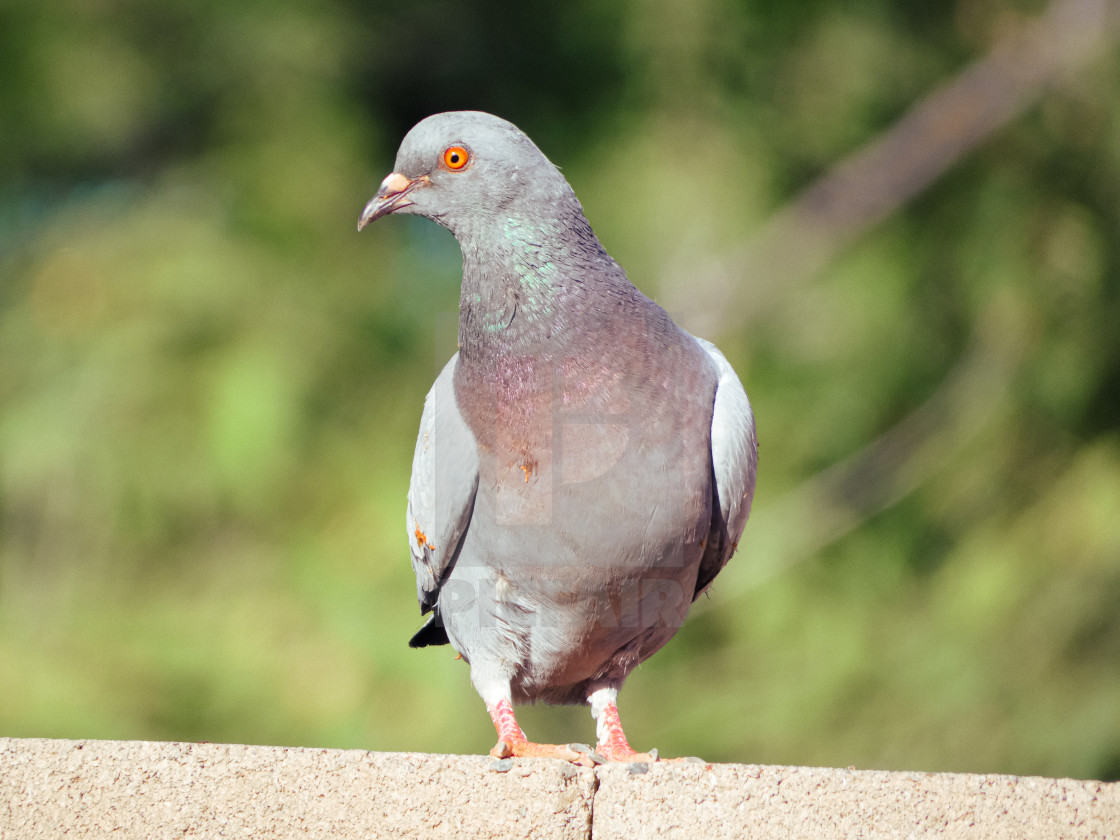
456, 208, 616, 359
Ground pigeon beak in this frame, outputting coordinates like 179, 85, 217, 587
357, 172, 428, 231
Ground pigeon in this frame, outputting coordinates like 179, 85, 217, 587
358, 111, 757, 763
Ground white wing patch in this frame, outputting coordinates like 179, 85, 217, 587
406, 353, 479, 611
695, 336, 758, 567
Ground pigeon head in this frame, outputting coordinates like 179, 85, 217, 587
357, 111, 579, 239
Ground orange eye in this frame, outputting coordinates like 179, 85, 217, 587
443, 146, 470, 170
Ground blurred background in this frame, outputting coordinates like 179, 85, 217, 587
2, 0, 1119, 781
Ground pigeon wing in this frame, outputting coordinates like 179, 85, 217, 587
406, 353, 479, 633
692, 337, 758, 599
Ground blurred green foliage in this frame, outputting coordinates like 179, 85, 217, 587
2, 0, 1119, 781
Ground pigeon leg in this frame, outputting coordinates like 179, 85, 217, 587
486, 699, 593, 764
589, 687, 659, 763
487, 697, 527, 753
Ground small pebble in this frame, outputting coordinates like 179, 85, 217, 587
489, 759, 513, 773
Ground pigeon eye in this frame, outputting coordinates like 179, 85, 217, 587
443, 146, 470, 170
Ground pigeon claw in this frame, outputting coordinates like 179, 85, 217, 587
489, 737, 598, 766
593, 743, 661, 764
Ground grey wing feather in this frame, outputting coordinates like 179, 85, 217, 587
406, 352, 479, 614
692, 336, 758, 598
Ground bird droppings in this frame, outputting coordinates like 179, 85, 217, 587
489, 758, 513, 773
628, 762, 651, 775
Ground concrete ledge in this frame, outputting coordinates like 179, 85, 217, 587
2, 738, 1116, 839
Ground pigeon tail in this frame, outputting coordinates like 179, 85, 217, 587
408, 612, 450, 648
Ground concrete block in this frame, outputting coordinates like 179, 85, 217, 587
0, 739, 594, 840
593, 761, 1119, 839
1, 738, 1117, 839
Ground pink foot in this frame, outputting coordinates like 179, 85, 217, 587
594, 700, 660, 763
487, 699, 597, 766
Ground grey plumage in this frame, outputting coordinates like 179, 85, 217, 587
359, 111, 757, 758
